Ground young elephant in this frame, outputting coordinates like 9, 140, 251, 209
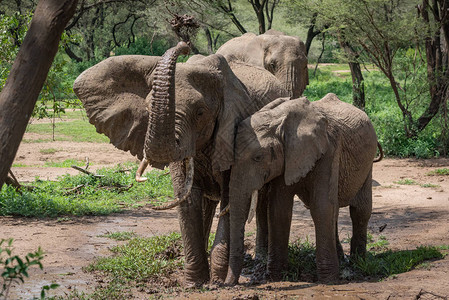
226, 93, 378, 284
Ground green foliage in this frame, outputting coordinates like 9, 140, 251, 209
353, 246, 444, 278
284, 236, 446, 281
305, 66, 447, 158
114, 37, 170, 56
0, 164, 174, 218
0, 238, 58, 299
25, 120, 110, 143
0, 12, 80, 125
284, 237, 317, 281
394, 179, 417, 185
99, 231, 137, 241
86, 232, 183, 283
427, 168, 449, 176
420, 183, 439, 188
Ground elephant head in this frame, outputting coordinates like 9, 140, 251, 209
225, 97, 329, 284
217, 30, 309, 98
74, 42, 267, 175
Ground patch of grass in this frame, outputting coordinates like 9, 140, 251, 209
420, 183, 440, 188
284, 237, 317, 282
26, 120, 109, 143
283, 236, 445, 282
353, 246, 444, 278
0, 164, 174, 218
366, 235, 389, 252
394, 178, 417, 185
43, 159, 86, 168
86, 232, 183, 283
99, 231, 137, 241
39, 148, 59, 155
427, 168, 449, 176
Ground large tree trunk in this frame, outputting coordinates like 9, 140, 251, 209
0, 0, 78, 189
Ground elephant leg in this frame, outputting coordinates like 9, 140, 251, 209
202, 196, 218, 252
266, 179, 295, 281
255, 185, 269, 261
172, 161, 209, 286
350, 170, 373, 258
309, 154, 340, 282
210, 171, 230, 283
335, 219, 344, 260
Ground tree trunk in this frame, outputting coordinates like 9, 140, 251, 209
0, 0, 78, 189
305, 13, 321, 56
348, 61, 365, 110
204, 27, 214, 54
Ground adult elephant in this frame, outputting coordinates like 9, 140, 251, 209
73, 42, 288, 286
226, 94, 378, 284
217, 29, 309, 98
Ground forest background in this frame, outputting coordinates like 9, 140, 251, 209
1, 0, 448, 158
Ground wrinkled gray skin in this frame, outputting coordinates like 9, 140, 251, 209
73, 42, 288, 286
217, 29, 309, 98
226, 93, 378, 284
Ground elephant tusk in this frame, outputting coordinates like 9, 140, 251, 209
151, 157, 194, 210
217, 204, 229, 217
247, 190, 258, 224
135, 158, 149, 182
203, 193, 221, 202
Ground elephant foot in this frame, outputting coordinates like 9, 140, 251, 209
316, 264, 340, 283
184, 267, 210, 288
210, 243, 229, 283
224, 271, 240, 286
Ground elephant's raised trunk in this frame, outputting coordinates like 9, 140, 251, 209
144, 41, 190, 164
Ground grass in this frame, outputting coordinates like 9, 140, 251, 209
283, 235, 447, 282
420, 183, 440, 188
394, 178, 418, 185
39, 148, 59, 155
25, 120, 109, 143
0, 164, 173, 218
99, 231, 137, 241
427, 168, 449, 176
86, 232, 183, 284
12, 159, 88, 168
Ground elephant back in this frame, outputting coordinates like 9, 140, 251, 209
312, 93, 378, 206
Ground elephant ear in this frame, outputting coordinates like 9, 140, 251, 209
73, 55, 160, 160
281, 97, 329, 185
205, 54, 255, 174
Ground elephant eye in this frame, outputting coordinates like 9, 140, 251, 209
196, 107, 205, 117
252, 153, 264, 162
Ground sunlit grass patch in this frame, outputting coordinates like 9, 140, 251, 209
99, 231, 137, 241
282, 235, 446, 282
394, 178, 417, 185
26, 120, 109, 143
86, 232, 183, 283
427, 168, 449, 176
0, 164, 173, 218
420, 183, 440, 188
39, 148, 59, 155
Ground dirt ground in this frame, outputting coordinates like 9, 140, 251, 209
3, 133, 449, 299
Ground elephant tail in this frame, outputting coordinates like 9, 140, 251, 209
373, 142, 384, 163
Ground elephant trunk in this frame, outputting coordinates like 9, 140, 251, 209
144, 41, 190, 164
286, 63, 300, 98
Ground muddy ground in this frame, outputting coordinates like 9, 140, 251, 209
3, 131, 449, 299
